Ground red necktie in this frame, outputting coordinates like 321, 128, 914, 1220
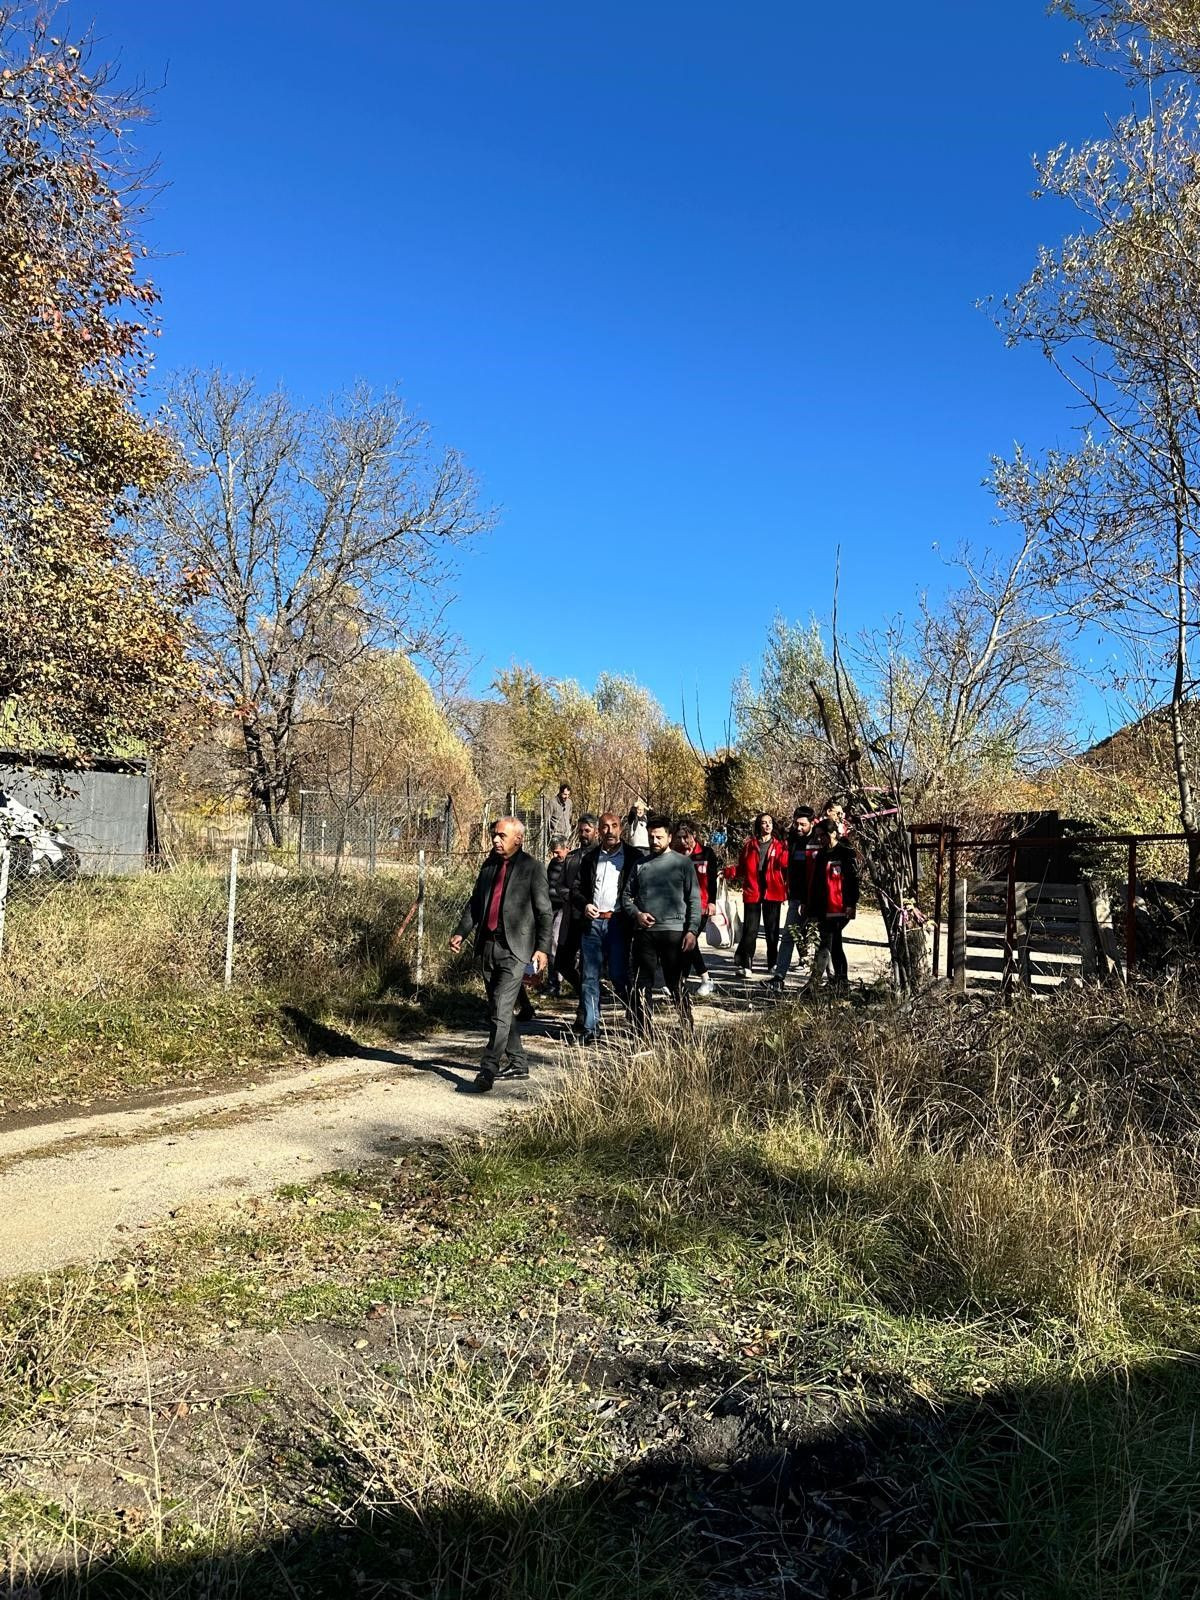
485, 859, 508, 933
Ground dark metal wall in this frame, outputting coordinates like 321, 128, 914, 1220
0, 756, 152, 874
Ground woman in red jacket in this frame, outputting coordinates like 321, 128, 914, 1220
734, 812, 788, 974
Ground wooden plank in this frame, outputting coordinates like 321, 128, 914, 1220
952, 879, 966, 993
1083, 876, 1123, 984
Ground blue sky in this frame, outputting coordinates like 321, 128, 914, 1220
74, 0, 1128, 743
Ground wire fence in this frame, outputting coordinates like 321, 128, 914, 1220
0, 841, 485, 1013
160, 795, 567, 871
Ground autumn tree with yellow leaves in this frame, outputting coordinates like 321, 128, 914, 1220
0, 9, 195, 755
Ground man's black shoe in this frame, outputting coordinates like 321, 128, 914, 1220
473, 1068, 495, 1092
496, 1061, 530, 1080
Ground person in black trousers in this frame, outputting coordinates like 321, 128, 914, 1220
553, 813, 599, 1004
450, 817, 552, 1091
734, 811, 788, 974
807, 819, 859, 990
621, 814, 701, 1037
545, 836, 571, 996
672, 818, 722, 996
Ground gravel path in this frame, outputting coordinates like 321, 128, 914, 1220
0, 909, 894, 1280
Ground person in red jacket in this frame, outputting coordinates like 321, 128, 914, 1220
672, 817, 722, 997
734, 811, 788, 974
807, 818, 859, 990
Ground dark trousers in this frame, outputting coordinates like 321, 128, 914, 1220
631, 928, 694, 1036
810, 917, 849, 986
479, 937, 529, 1071
774, 898, 810, 977
735, 900, 782, 970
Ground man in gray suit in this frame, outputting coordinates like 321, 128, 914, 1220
450, 817, 553, 1091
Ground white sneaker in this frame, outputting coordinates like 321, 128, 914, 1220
696, 977, 714, 996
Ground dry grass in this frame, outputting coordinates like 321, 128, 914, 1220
306, 1314, 685, 1598
2, 984, 1198, 1596
515, 986, 1200, 1334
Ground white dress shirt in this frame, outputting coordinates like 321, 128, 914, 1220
592, 845, 625, 913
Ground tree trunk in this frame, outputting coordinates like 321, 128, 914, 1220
241, 722, 285, 849
860, 816, 928, 992
1165, 419, 1199, 891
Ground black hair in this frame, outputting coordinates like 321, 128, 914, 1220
793, 805, 814, 821
578, 813, 599, 830
754, 811, 775, 834
646, 812, 673, 834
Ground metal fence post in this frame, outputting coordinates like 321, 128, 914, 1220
1125, 837, 1138, 978
416, 848, 426, 990
368, 811, 377, 876
224, 847, 239, 989
951, 877, 967, 993
0, 846, 10, 957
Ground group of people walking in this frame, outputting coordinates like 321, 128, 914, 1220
451, 786, 860, 1091
734, 804, 858, 991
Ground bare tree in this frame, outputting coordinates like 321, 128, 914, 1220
738, 543, 1073, 990
147, 371, 491, 844
992, 20, 1200, 884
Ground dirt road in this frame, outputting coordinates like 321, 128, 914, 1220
0, 909, 893, 1280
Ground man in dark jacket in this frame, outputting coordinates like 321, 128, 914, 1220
572, 810, 643, 1041
621, 814, 701, 1037
545, 836, 571, 996
769, 806, 821, 989
553, 813, 599, 1003
450, 817, 553, 1091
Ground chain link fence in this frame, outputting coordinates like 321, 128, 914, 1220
0, 838, 488, 1027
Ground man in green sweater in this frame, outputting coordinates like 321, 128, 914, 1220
621, 813, 701, 1037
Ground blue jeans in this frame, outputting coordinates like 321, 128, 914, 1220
580, 917, 631, 1037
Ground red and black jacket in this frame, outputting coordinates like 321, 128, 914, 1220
810, 843, 859, 920
736, 835, 789, 904
683, 842, 723, 915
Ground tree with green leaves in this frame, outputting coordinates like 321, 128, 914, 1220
471, 668, 705, 821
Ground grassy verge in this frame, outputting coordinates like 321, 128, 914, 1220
0, 863, 479, 1110
2, 986, 1199, 1594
